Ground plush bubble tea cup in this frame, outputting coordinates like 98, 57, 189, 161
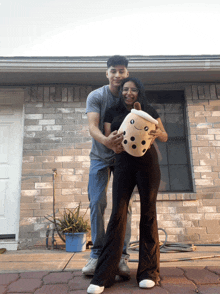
119, 109, 158, 157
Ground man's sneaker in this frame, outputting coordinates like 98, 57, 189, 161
82, 258, 98, 275
118, 257, 130, 277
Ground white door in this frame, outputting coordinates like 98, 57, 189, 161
0, 89, 24, 250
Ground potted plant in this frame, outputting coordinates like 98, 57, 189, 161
46, 203, 90, 252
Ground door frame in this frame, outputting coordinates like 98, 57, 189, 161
0, 88, 24, 250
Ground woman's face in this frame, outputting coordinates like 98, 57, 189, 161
122, 81, 139, 108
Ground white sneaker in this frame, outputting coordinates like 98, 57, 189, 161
118, 257, 130, 277
139, 279, 155, 288
82, 258, 98, 275
87, 284, 104, 294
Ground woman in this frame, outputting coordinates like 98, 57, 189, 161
87, 77, 168, 294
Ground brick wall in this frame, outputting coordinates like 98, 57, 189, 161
155, 84, 220, 244
20, 86, 93, 248
19, 84, 220, 248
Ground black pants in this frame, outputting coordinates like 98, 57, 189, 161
91, 145, 161, 287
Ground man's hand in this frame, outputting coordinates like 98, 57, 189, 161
104, 130, 124, 152
112, 143, 124, 154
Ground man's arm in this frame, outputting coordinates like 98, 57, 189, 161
87, 112, 123, 151
104, 122, 111, 137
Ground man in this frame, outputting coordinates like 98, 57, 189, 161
82, 55, 132, 277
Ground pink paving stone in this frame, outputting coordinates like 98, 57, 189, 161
0, 273, 19, 285
161, 276, 194, 285
43, 272, 73, 284
115, 272, 136, 288
160, 267, 184, 277
206, 266, 220, 275
130, 286, 169, 294
68, 275, 91, 290
103, 286, 132, 294
0, 285, 7, 294
161, 284, 197, 294
73, 270, 83, 277
20, 271, 49, 279
35, 284, 69, 294
183, 267, 220, 285
198, 284, 220, 294
69, 291, 86, 294
108, 285, 168, 294
7, 278, 42, 292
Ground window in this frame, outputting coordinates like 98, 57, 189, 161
145, 90, 193, 192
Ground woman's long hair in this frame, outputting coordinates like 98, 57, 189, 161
119, 77, 146, 108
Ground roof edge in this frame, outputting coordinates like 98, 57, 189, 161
1, 55, 220, 73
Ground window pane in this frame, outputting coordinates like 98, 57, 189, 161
169, 165, 192, 191
159, 166, 170, 192
168, 141, 188, 165
154, 141, 168, 165
165, 113, 185, 137
165, 103, 183, 113
146, 90, 193, 193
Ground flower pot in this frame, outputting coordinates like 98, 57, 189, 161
64, 232, 87, 252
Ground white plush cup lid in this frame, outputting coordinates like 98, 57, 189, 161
131, 109, 158, 125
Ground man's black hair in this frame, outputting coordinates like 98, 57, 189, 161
107, 55, 128, 68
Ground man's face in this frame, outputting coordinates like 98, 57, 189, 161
106, 65, 129, 88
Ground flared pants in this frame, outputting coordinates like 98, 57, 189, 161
91, 145, 161, 287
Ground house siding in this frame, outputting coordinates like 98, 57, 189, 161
18, 83, 220, 248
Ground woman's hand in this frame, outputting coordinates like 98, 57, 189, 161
149, 126, 165, 144
149, 120, 168, 144
133, 103, 168, 144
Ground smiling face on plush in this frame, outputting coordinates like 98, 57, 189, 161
119, 109, 158, 157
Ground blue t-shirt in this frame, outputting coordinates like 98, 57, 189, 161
86, 85, 121, 162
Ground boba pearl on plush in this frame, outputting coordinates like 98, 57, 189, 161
119, 108, 158, 157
